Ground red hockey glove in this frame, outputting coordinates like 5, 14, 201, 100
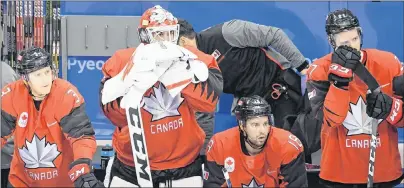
328, 63, 353, 89
68, 158, 105, 188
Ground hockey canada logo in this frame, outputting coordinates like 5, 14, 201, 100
19, 135, 61, 169
343, 96, 382, 136
224, 157, 235, 173
18, 112, 29, 128
143, 83, 184, 121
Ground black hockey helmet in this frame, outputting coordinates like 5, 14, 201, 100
234, 95, 274, 125
16, 47, 54, 76
325, 9, 362, 48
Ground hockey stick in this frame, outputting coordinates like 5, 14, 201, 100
124, 86, 153, 187
352, 63, 380, 188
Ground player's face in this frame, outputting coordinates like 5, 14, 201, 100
27, 66, 53, 98
334, 28, 361, 51
152, 30, 175, 42
244, 116, 270, 147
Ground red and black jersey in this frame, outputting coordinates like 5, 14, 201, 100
1, 79, 97, 187
99, 45, 223, 170
204, 127, 307, 187
306, 49, 404, 183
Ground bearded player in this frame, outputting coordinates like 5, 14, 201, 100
203, 95, 307, 187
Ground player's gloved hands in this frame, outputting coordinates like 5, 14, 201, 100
328, 63, 353, 89
366, 90, 403, 124
393, 74, 404, 97
68, 158, 105, 188
332, 45, 361, 71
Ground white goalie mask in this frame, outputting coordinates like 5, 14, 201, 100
138, 5, 180, 44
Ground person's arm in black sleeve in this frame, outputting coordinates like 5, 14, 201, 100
393, 74, 404, 97
221, 19, 308, 70
1, 84, 17, 148
203, 137, 226, 187
278, 134, 308, 187
196, 112, 215, 156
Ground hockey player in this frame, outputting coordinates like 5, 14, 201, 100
306, 9, 404, 187
99, 5, 222, 187
1, 47, 103, 187
178, 19, 308, 127
203, 95, 308, 187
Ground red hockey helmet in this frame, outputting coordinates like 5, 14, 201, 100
138, 5, 179, 44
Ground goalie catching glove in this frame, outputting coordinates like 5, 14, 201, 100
68, 158, 105, 188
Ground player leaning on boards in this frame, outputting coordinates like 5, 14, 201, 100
177, 19, 308, 128
203, 95, 308, 187
1, 47, 103, 187
306, 9, 404, 187
99, 5, 222, 188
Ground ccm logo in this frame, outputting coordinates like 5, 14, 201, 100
330, 64, 351, 74
389, 99, 402, 124
128, 107, 152, 181
69, 167, 85, 181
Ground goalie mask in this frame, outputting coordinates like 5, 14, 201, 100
138, 5, 180, 44
234, 95, 274, 150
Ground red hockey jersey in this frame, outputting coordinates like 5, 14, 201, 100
100, 45, 222, 170
306, 49, 404, 183
1, 79, 97, 187
204, 126, 307, 187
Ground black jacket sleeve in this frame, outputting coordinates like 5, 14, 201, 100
203, 136, 226, 187
279, 152, 308, 187
203, 160, 225, 187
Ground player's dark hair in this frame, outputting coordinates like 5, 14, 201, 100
178, 18, 197, 40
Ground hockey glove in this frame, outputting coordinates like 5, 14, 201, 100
366, 90, 403, 124
328, 63, 353, 89
332, 45, 362, 71
68, 158, 105, 188
393, 74, 404, 97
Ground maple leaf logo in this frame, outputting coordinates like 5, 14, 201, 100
18, 135, 61, 169
242, 178, 264, 188
343, 96, 382, 136
143, 83, 184, 121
